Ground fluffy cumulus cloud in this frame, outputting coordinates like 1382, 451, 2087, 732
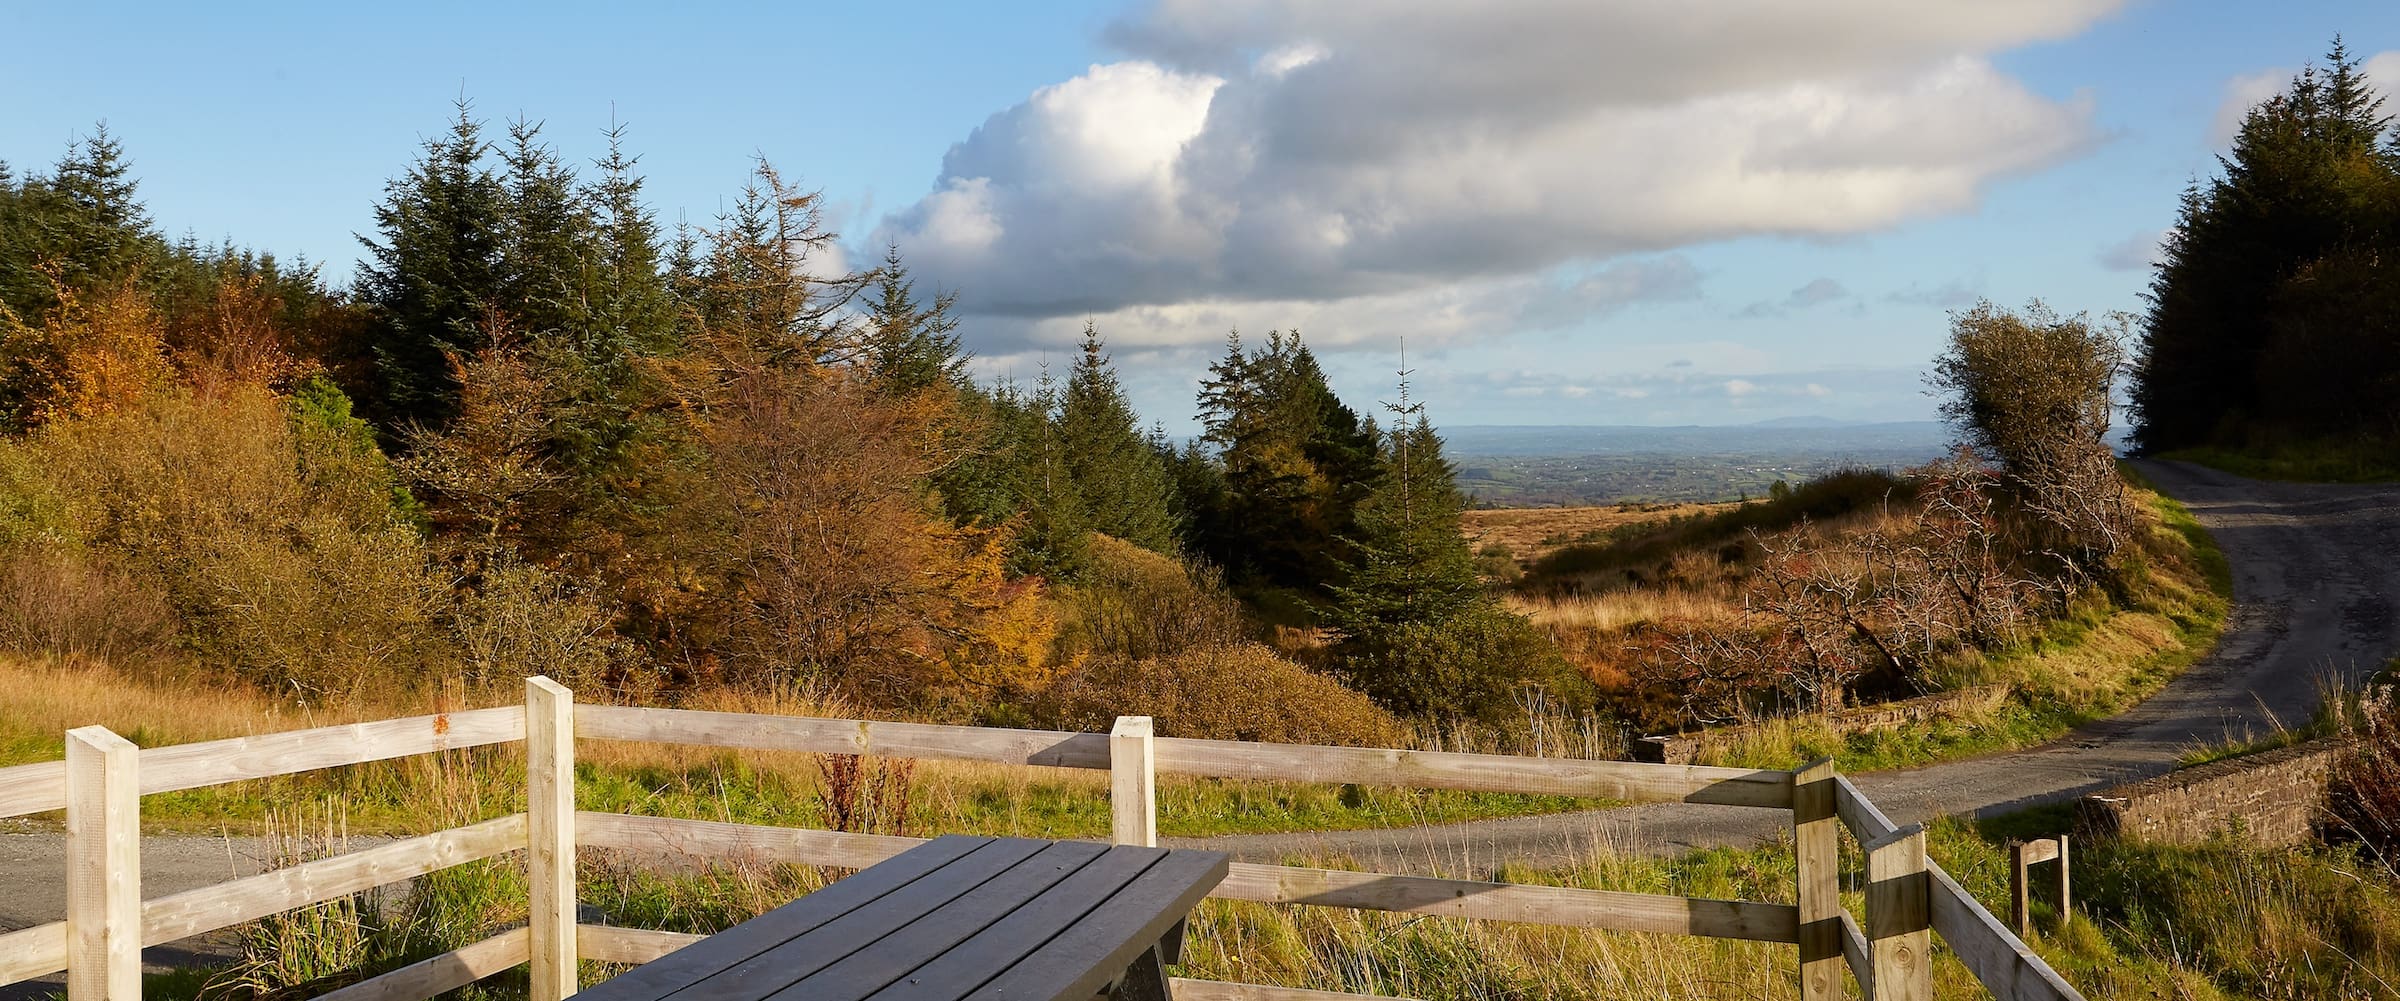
2211, 50, 2400, 144
879, 0, 2118, 339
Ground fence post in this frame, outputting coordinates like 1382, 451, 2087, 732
2055, 834, 2072, 927
1865, 823, 1931, 1001
2009, 839, 2031, 937
1111, 716, 1157, 847
527, 677, 578, 1001
65, 725, 139, 1001
1792, 758, 1840, 1001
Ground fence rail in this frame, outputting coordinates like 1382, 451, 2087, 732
0, 679, 2085, 1001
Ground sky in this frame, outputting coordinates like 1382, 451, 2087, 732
5, 1, 2397, 432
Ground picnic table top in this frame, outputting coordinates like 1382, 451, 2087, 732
575, 834, 1229, 1001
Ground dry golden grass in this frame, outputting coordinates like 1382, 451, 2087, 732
0, 655, 406, 760
1505, 590, 1742, 632
1460, 501, 1738, 566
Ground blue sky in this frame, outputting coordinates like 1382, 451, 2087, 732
5, 1, 2396, 431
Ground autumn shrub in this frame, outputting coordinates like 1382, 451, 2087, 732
2329, 684, 2400, 865
1036, 642, 1405, 746
0, 385, 453, 700
0, 538, 174, 662
1061, 533, 1249, 661
446, 556, 622, 694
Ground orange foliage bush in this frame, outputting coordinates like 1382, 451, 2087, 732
1036, 642, 1404, 746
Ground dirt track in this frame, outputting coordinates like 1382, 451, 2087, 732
3, 460, 2398, 987
1170, 460, 2400, 870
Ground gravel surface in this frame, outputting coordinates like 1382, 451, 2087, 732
4, 459, 2396, 990
1168, 460, 2400, 871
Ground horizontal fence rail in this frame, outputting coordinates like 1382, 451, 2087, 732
0, 708, 525, 820
0, 680, 2085, 1001
575, 813, 1799, 943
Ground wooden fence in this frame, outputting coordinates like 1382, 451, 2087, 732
0, 678, 2085, 1001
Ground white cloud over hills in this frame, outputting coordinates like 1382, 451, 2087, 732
876, 0, 2121, 355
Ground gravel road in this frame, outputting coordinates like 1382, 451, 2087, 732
1167, 460, 2400, 871
4, 459, 2397, 989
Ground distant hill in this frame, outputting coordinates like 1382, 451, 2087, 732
1443, 421, 1955, 506
1441, 421, 1950, 457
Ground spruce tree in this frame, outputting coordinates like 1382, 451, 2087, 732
1328, 414, 1481, 630
496, 118, 594, 340
862, 246, 967, 396
1192, 329, 1380, 595
356, 102, 510, 427
2131, 38, 2400, 451
1003, 370, 1091, 578
1058, 323, 1180, 554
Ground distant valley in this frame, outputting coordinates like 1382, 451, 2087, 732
1446, 420, 1954, 506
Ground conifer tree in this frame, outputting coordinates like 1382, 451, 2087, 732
863, 246, 967, 396
496, 118, 593, 340
356, 102, 510, 427
2131, 38, 2400, 451
1192, 329, 1379, 594
1004, 370, 1091, 578
1323, 368, 1579, 724
1058, 323, 1180, 554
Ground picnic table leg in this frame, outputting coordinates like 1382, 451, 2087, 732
1108, 944, 1172, 1001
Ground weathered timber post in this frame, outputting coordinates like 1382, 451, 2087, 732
65, 726, 139, 1001
2011, 836, 2073, 935
2009, 839, 2031, 937
527, 677, 578, 1001
1111, 716, 1157, 847
2056, 834, 2072, 925
1792, 758, 1841, 1001
1865, 823, 1931, 1001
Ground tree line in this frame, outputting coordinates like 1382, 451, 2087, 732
0, 104, 1571, 734
2132, 38, 2400, 457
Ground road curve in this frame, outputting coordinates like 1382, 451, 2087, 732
2, 460, 2396, 989
1171, 460, 2400, 871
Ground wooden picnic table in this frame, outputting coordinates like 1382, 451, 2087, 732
575, 834, 1229, 1001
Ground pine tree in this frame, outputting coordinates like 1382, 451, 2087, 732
2130, 39, 2400, 452
1058, 323, 1180, 554
1005, 370, 1091, 578
496, 117, 594, 339
862, 246, 967, 396
1191, 329, 1380, 594
356, 102, 510, 427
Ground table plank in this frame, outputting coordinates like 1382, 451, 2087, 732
783, 840, 1113, 1001
665, 837, 1054, 1001
969, 850, 1229, 1001
575, 835, 991, 1001
848, 846, 1172, 1001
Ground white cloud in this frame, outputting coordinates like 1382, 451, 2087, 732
2210, 51, 2400, 145
2097, 229, 2167, 272
880, 0, 2119, 334
1725, 379, 1759, 397
2210, 68, 2288, 145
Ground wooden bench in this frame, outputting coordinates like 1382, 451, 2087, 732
576, 834, 1229, 1001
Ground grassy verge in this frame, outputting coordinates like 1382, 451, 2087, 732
0, 658, 1587, 840
129, 811, 2400, 1001
2156, 439, 2400, 484
1704, 484, 2232, 771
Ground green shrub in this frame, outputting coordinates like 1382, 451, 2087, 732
1335, 602, 1590, 731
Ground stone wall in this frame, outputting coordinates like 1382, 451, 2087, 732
2075, 739, 2355, 847
1632, 684, 2011, 764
